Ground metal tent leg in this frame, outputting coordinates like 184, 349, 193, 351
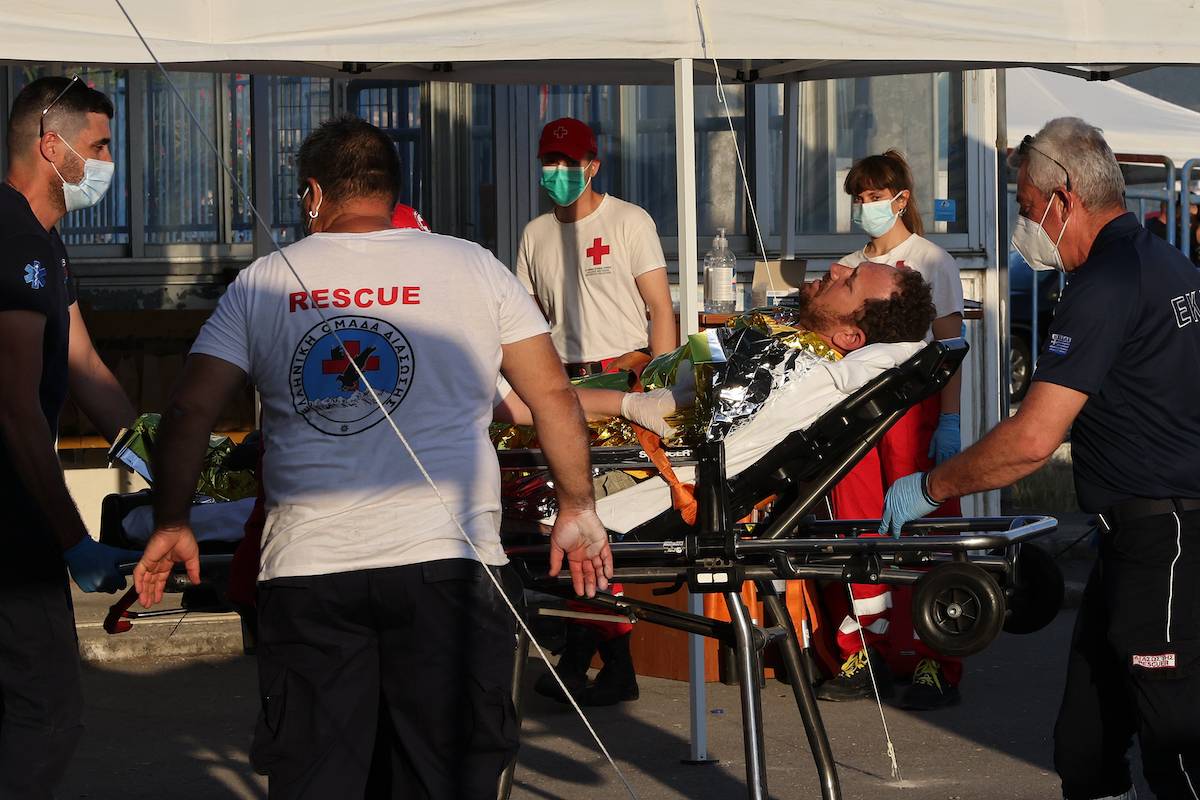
758, 585, 842, 800
497, 627, 530, 800
724, 590, 768, 800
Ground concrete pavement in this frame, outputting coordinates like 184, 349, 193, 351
60, 595, 1146, 799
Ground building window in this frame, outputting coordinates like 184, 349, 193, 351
349, 81, 424, 210
779, 72, 968, 239
467, 86, 496, 251
144, 71, 253, 245
270, 76, 334, 244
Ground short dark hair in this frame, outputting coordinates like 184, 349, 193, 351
297, 114, 401, 206
854, 269, 936, 344
8, 76, 114, 161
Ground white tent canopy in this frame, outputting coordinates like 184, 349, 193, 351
6, 1, 1200, 83
1007, 67, 1200, 165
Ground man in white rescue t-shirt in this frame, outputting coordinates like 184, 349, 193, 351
515, 116, 676, 706
131, 116, 613, 799
516, 116, 677, 379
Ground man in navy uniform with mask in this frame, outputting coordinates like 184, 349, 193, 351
880, 117, 1200, 800
0, 75, 137, 796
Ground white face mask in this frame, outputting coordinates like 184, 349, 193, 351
1011, 195, 1069, 272
851, 193, 906, 239
49, 136, 114, 212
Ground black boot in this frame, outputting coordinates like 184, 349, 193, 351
535, 624, 599, 703
814, 646, 894, 702
582, 632, 640, 706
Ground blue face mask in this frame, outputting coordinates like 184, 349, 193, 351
851, 192, 906, 238
49, 136, 114, 212
540, 163, 592, 207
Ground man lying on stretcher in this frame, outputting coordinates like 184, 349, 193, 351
495, 261, 936, 533
116, 262, 935, 546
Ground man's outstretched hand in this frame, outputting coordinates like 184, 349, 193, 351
133, 523, 201, 608
548, 508, 613, 597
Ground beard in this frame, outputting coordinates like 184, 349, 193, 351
791, 285, 844, 335
46, 171, 68, 215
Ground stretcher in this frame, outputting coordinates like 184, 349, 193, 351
497, 338, 1062, 800
97, 337, 1062, 800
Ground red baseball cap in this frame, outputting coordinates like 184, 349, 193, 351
538, 117, 597, 161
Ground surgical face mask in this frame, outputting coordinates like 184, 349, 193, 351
49, 136, 114, 212
1011, 196, 1069, 272
851, 193, 905, 238
540, 163, 592, 207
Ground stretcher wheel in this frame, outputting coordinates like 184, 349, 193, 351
911, 562, 1005, 658
1002, 543, 1064, 635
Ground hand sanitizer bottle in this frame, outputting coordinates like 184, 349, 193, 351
703, 228, 737, 313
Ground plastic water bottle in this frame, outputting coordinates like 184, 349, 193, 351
704, 228, 737, 313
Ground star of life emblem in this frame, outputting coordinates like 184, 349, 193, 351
23, 261, 46, 290
290, 316, 415, 436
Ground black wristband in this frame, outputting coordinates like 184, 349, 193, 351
920, 471, 942, 506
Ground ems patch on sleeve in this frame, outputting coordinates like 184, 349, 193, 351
1047, 333, 1072, 355
23, 261, 46, 290
1132, 653, 1176, 669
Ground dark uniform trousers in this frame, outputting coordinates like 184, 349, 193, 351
1055, 508, 1200, 799
251, 559, 520, 799
0, 578, 84, 799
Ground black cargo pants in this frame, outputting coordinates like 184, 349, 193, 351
1054, 508, 1200, 799
252, 559, 520, 799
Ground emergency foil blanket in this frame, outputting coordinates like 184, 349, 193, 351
492, 371, 646, 520
673, 310, 841, 444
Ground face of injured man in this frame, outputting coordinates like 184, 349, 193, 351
797, 261, 918, 354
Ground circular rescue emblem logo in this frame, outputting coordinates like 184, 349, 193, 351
290, 316, 415, 436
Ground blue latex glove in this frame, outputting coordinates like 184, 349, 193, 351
879, 472, 941, 538
64, 537, 140, 593
928, 412, 961, 465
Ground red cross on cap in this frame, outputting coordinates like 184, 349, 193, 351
538, 117, 597, 161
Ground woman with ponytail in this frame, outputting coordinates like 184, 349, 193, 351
817, 150, 967, 712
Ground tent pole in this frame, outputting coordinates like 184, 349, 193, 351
780, 79, 799, 258
674, 56, 712, 767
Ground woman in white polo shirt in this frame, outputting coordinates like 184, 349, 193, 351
819, 150, 966, 712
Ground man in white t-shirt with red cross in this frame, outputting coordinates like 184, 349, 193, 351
517, 117, 676, 378
515, 116, 675, 706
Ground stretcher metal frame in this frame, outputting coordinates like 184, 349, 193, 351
498, 339, 1059, 800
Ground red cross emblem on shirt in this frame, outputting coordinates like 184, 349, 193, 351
586, 237, 611, 266
322, 340, 380, 392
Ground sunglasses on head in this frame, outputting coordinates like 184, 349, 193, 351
39, 73, 83, 139
1019, 134, 1072, 193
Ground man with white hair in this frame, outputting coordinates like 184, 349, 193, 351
880, 117, 1200, 799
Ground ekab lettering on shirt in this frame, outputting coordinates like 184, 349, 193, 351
1170, 289, 1200, 329
289, 286, 421, 313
